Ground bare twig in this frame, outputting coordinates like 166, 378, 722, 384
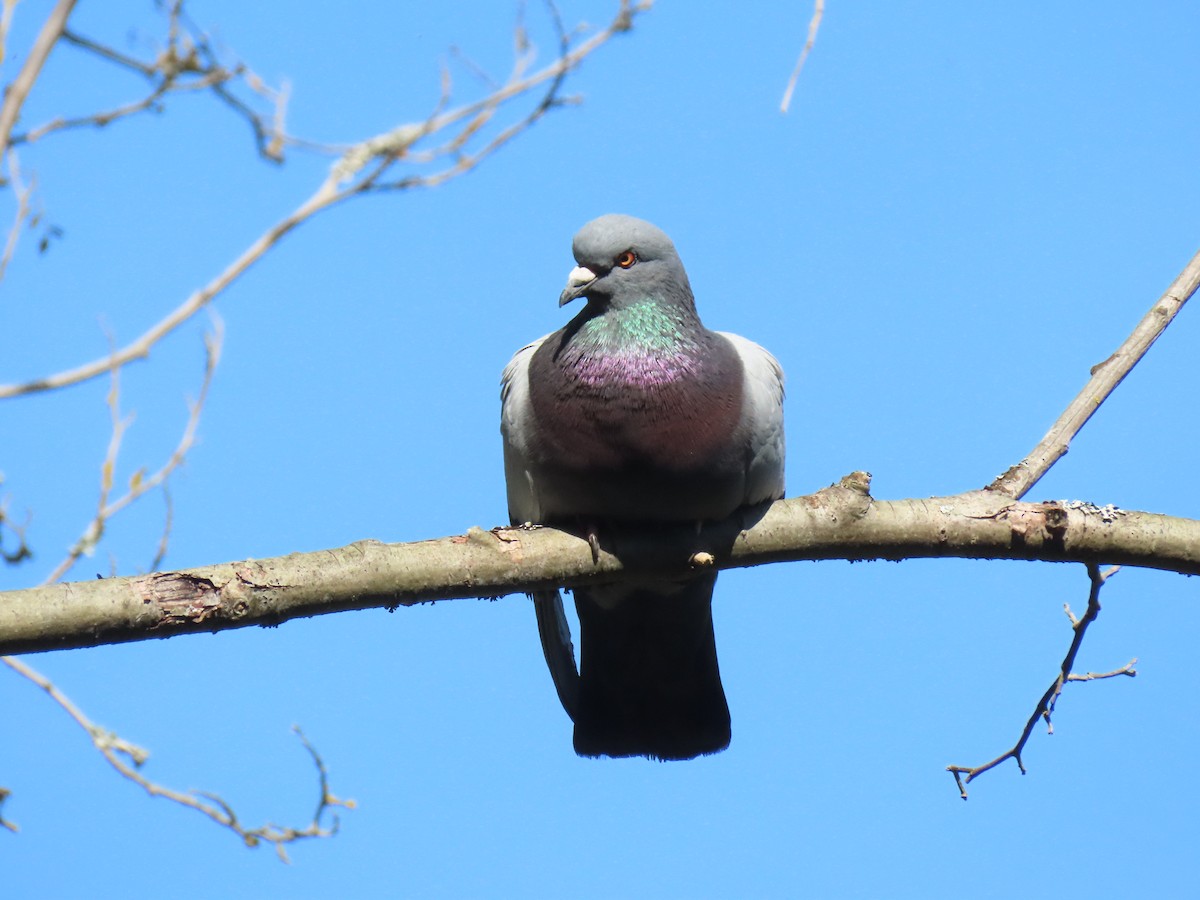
0, 484, 32, 566
780, 0, 824, 114
17, 7, 289, 160
0, 171, 330, 399
0, 785, 15, 832
59, 28, 157, 76
990, 249, 1200, 499
0, 1, 649, 400
15, 66, 231, 146
333, 0, 640, 191
947, 564, 1124, 799
1066, 658, 1137, 682
0, 0, 78, 153
40, 320, 222, 584
38, 342, 135, 585
0, 149, 33, 285
0, 655, 350, 856
148, 486, 175, 573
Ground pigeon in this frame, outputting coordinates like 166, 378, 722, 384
500, 214, 785, 760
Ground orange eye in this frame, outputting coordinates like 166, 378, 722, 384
615, 250, 637, 269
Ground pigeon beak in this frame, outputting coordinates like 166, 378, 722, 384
559, 265, 597, 306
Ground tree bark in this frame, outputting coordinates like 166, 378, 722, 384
3, 473, 1197, 655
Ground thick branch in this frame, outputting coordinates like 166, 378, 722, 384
3, 475, 1198, 655
0, 0, 77, 151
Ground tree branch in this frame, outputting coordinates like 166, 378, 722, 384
8, 2, 294, 161
0, 0, 20, 70
0, 148, 32, 285
989, 246, 1200, 498
39, 320, 222, 585
2, 654, 350, 857
2, 475, 1197, 655
0, 476, 32, 567
0, 785, 14, 833
0, 0, 650, 400
0, 0, 77, 151
947, 564, 1126, 798
779, 0, 824, 114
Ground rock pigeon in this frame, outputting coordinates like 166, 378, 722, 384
500, 214, 785, 760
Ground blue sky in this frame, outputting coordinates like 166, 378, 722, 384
4, 2, 1200, 897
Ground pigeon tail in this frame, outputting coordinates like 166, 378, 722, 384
571, 573, 730, 761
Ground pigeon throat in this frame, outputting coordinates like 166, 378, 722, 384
563, 298, 704, 389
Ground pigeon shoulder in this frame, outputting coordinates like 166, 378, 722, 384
718, 331, 786, 505
500, 333, 551, 524
500, 334, 548, 408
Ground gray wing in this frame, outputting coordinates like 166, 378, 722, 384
501, 334, 580, 718
500, 334, 549, 525
720, 332, 786, 505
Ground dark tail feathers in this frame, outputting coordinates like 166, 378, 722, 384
570, 573, 730, 761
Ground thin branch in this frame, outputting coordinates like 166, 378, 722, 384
989, 248, 1200, 499
947, 564, 1124, 799
366, 4, 576, 196
0, 174, 331, 399
332, 0, 639, 189
0, 1, 649, 400
0, 0, 78, 152
0, 655, 350, 856
14, 65, 231, 146
1066, 658, 1137, 682
418, 1, 629, 143
15, 3, 296, 162
0, 148, 33, 285
38, 344, 133, 586
0, 785, 15, 833
0, 480, 32, 566
148, 485, 175, 573
176, 6, 296, 161
40, 320, 222, 584
780, 0, 824, 114
18, 9, 288, 160
59, 28, 157, 76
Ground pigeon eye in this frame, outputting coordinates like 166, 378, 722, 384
615, 250, 637, 269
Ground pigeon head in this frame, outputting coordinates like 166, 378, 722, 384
558, 214, 694, 311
